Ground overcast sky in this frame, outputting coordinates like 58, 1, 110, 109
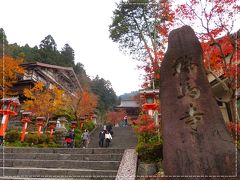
0, 0, 144, 96
2, 0, 239, 96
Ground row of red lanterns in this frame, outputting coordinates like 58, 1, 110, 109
0, 98, 95, 143
0, 98, 68, 142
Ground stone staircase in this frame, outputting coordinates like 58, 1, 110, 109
0, 126, 138, 179
0, 147, 124, 179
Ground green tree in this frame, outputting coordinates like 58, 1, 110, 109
109, 0, 174, 88
74, 62, 91, 90
90, 76, 117, 116
39, 35, 60, 65
60, 43, 75, 67
0, 28, 8, 57
109, 0, 156, 61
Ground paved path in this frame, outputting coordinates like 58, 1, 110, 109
88, 126, 138, 149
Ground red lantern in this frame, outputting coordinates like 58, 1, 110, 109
36, 117, 46, 138
140, 90, 160, 111
70, 121, 77, 129
20, 111, 32, 142
0, 97, 20, 137
79, 116, 85, 129
48, 121, 56, 138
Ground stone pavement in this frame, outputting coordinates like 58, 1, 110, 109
88, 126, 138, 149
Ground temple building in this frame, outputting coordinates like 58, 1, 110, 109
12, 62, 82, 102
114, 99, 140, 123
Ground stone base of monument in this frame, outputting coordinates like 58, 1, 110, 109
54, 128, 67, 147
137, 162, 157, 176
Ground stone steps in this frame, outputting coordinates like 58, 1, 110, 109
0, 147, 124, 179
0, 159, 120, 170
0, 147, 124, 154
0, 167, 117, 179
0, 153, 122, 161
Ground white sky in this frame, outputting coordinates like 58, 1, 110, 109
0, 0, 144, 96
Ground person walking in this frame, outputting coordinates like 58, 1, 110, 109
105, 130, 112, 147
106, 123, 113, 136
99, 129, 105, 147
65, 129, 75, 148
82, 129, 90, 148
69, 129, 75, 148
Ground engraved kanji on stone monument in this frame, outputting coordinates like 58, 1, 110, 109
173, 53, 203, 131
160, 25, 237, 176
179, 103, 203, 131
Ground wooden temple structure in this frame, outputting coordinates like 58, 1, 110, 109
114, 100, 140, 122
12, 62, 82, 102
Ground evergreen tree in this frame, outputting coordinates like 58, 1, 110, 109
60, 44, 75, 67
0, 28, 8, 57
39, 35, 60, 65
90, 76, 117, 115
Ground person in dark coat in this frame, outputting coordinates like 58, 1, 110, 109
106, 123, 113, 136
99, 130, 105, 147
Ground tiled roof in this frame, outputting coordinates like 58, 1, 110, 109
117, 100, 140, 108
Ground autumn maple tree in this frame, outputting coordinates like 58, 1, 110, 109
0, 55, 25, 98
67, 89, 98, 121
174, 0, 240, 121
109, 0, 175, 88
23, 81, 64, 122
106, 110, 127, 125
111, 0, 239, 121
133, 113, 160, 143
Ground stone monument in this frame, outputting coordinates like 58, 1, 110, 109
160, 25, 237, 176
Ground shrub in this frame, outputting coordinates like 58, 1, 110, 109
136, 142, 163, 163
5, 141, 28, 147
47, 142, 60, 148
82, 120, 95, 132
137, 133, 160, 144
24, 133, 39, 145
70, 128, 82, 148
74, 133, 82, 148
5, 130, 21, 143
38, 134, 48, 144
37, 143, 48, 148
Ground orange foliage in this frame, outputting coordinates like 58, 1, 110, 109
23, 82, 64, 118
133, 114, 159, 134
0, 55, 25, 98
176, 1, 239, 62
106, 110, 127, 125
141, 0, 175, 88
175, 0, 240, 98
73, 90, 98, 119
